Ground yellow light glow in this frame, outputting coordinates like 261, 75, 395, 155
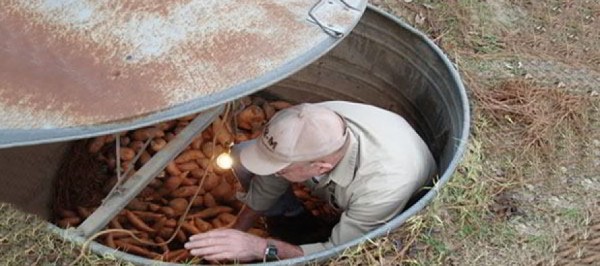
216, 152, 234, 169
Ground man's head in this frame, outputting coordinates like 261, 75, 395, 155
239, 103, 348, 181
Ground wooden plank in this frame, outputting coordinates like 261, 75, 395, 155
76, 106, 223, 238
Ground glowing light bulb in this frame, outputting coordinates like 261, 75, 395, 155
216, 152, 234, 169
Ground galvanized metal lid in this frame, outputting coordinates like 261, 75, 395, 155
0, 0, 367, 148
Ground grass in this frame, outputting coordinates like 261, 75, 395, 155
2, 1, 599, 265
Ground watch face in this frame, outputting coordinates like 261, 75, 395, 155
265, 243, 278, 260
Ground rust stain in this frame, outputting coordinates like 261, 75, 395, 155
0, 0, 364, 129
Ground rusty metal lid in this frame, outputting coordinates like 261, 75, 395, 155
0, 0, 367, 148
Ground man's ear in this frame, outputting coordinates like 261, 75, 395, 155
312, 162, 333, 175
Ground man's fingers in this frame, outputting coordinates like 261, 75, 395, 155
187, 244, 229, 256
184, 236, 226, 249
188, 229, 233, 241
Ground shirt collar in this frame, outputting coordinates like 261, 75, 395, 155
319, 129, 359, 188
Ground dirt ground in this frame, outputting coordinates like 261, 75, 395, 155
1, 1, 599, 265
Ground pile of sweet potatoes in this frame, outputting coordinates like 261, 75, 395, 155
54, 96, 336, 262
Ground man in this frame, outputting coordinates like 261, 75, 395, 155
184, 101, 436, 262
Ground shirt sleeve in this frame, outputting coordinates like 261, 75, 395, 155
300, 179, 419, 255
236, 174, 289, 212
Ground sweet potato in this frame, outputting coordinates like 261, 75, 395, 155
155, 236, 169, 253
234, 132, 250, 143
158, 227, 174, 239
239, 96, 252, 106
164, 219, 177, 228
203, 193, 217, 208
194, 218, 212, 232
189, 169, 205, 179
269, 100, 292, 110
170, 249, 191, 263
109, 218, 124, 229
128, 140, 146, 152
211, 218, 224, 229
125, 211, 155, 233
218, 212, 237, 225
200, 142, 224, 159
196, 158, 211, 170
159, 206, 176, 218
105, 233, 117, 249
119, 147, 136, 161
150, 138, 167, 152
88, 136, 107, 153
178, 113, 197, 122
57, 217, 81, 228
164, 249, 189, 263
181, 221, 201, 235
163, 175, 183, 191
132, 127, 164, 141
210, 180, 232, 200
177, 161, 199, 172
212, 117, 233, 146
148, 203, 161, 212
119, 136, 131, 146
187, 206, 232, 219
169, 198, 189, 215
126, 198, 148, 211
152, 216, 168, 233
176, 229, 187, 242
237, 105, 265, 131
170, 186, 199, 198
166, 162, 182, 176
130, 211, 163, 222
181, 176, 197, 186
157, 120, 177, 131
114, 240, 159, 258
175, 150, 206, 164
262, 102, 276, 120
191, 136, 203, 150
202, 173, 221, 191
164, 132, 176, 142
190, 195, 204, 207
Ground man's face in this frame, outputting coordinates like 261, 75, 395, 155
274, 161, 322, 183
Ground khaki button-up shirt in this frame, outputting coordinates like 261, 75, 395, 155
238, 101, 436, 255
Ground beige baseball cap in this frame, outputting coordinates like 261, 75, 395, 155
239, 103, 347, 176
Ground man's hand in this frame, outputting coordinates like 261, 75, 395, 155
184, 229, 267, 262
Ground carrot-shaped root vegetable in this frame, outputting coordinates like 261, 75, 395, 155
181, 221, 201, 235
132, 127, 164, 141
119, 147, 136, 161
269, 100, 292, 110
57, 217, 81, 228
171, 186, 200, 198
262, 102, 276, 120
150, 138, 167, 152
236, 105, 265, 131
177, 162, 199, 172
125, 211, 156, 233
114, 240, 159, 258
203, 193, 217, 208
88, 136, 107, 153
186, 206, 233, 220
166, 162, 182, 176
194, 218, 213, 232
175, 150, 206, 164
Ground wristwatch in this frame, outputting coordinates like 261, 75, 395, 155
264, 241, 278, 261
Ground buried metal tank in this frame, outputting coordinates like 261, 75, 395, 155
0, 3, 469, 266
53, 6, 469, 265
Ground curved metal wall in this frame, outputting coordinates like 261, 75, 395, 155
50, 5, 469, 265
